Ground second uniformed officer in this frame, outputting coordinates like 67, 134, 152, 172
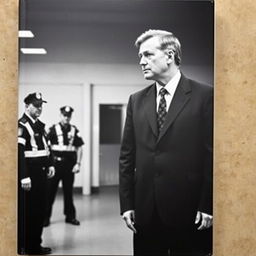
44, 106, 84, 226
18, 92, 55, 255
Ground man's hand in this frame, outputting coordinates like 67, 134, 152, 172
122, 210, 137, 233
21, 177, 31, 191
195, 211, 213, 230
47, 166, 55, 178
72, 163, 80, 173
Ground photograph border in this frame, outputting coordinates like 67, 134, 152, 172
0, 0, 256, 255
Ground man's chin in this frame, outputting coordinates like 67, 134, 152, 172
143, 74, 153, 80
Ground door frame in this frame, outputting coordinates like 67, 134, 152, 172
91, 84, 144, 191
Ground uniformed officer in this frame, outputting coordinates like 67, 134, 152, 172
18, 92, 55, 255
44, 106, 84, 226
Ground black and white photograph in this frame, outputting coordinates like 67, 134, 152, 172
18, 0, 214, 255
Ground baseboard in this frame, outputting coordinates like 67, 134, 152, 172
91, 186, 100, 194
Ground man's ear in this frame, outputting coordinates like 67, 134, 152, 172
166, 50, 174, 64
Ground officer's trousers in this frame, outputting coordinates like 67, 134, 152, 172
18, 161, 47, 254
45, 159, 76, 220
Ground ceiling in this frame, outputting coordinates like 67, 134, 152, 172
19, 0, 214, 65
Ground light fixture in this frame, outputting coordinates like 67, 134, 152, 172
19, 30, 34, 38
20, 48, 47, 54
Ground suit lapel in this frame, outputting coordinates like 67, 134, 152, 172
157, 74, 192, 143
143, 84, 158, 137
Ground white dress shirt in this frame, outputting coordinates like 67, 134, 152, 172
156, 70, 181, 112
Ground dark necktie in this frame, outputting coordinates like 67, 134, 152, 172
157, 87, 168, 133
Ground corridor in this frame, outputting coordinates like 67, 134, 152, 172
42, 186, 132, 255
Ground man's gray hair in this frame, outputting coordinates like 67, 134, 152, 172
135, 29, 182, 66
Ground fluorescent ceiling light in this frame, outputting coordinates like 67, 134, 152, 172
19, 30, 34, 38
20, 48, 47, 54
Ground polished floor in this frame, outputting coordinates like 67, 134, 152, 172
42, 186, 133, 255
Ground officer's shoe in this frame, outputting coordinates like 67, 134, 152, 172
43, 218, 50, 227
65, 218, 80, 225
39, 246, 52, 255
27, 246, 52, 255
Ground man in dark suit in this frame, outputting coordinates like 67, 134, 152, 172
119, 30, 213, 256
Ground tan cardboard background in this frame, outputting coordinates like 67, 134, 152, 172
214, 0, 256, 255
0, 0, 255, 255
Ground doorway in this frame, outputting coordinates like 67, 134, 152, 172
99, 104, 123, 186
91, 84, 144, 191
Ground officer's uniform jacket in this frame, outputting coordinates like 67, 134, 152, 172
47, 123, 84, 164
18, 113, 53, 181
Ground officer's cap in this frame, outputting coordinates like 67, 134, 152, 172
24, 92, 47, 106
60, 106, 74, 117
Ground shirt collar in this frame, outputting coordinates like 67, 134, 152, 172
60, 121, 70, 129
156, 70, 181, 96
24, 112, 37, 124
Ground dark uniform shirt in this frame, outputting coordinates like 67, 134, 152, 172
47, 123, 84, 163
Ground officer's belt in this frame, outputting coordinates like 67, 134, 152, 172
24, 149, 49, 158
51, 145, 76, 152
54, 156, 62, 161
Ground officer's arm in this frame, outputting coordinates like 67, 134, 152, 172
76, 146, 83, 166
18, 126, 31, 190
72, 127, 84, 173
72, 146, 83, 173
45, 127, 55, 178
45, 126, 54, 162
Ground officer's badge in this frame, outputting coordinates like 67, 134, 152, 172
65, 106, 70, 112
36, 92, 42, 99
18, 127, 23, 136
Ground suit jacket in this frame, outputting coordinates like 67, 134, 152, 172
119, 74, 213, 228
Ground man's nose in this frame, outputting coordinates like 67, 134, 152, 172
139, 56, 146, 65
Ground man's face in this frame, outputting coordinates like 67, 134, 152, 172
138, 37, 169, 81
26, 102, 42, 119
60, 113, 72, 125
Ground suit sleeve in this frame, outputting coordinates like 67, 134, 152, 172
198, 87, 213, 215
119, 95, 136, 214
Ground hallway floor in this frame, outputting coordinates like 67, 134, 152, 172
42, 186, 132, 255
